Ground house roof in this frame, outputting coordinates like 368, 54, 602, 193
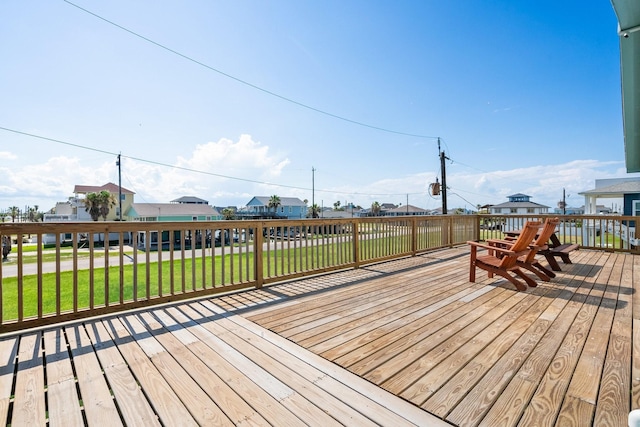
579, 181, 640, 196
128, 203, 218, 217
74, 182, 134, 194
491, 201, 550, 209
170, 196, 209, 204
385, 204, 429, 214
611, 0, 640, 172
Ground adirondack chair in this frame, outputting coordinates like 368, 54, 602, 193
467, 221, 541, 291
489, 217, 560, 283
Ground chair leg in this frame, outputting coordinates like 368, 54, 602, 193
532, 260, 556, 279
513, 269, 538, 288
517, 262, 551, 282
544, 254, 562, 271
469, 248, 477, 283
492, 270, 527, 291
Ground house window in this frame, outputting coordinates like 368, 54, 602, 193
280, 206, 284, 213
192, 216, 198, 221
527, 208, 535, 213
633, 200, 640, 216
510, 208, 517, 214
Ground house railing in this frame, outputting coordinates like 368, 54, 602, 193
0, 213, 636, 333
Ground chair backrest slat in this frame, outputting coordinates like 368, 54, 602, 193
499, 221, 541, 269
534, 217, 560, 247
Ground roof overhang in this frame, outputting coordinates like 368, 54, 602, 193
612, 0, 640, 172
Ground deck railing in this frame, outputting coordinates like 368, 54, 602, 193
478, 214, 640, 251
0, 213, 636, 333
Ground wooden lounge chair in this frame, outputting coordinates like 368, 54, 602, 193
467, 221, 541, 291
488, 217, 560, 282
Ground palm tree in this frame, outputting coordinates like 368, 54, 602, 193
28, 205, 41, 222
84, 191, 116, 221
84, 193, 101, 221
371, 201, 381, 217
268, 195, 281, 216
8, 206, 19, 222
308, 204, 320, 218
98, 191, 116, 221
333, 201, 341, 210
221, 208, 235, 220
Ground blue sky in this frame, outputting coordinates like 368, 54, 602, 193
1, 0, 637, 212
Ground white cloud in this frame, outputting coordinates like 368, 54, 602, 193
1, 137, 639, 214
0, 151, 17, 160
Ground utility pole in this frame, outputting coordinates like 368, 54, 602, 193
311, 167, 316, 218
116, 154, 122, 221
438, 138, 448, 215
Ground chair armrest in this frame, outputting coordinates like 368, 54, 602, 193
467, 241, 516, 256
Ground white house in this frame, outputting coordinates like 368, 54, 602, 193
490, 193, 550, 215
579, 177, 640, 247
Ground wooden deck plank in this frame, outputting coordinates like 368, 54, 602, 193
402, 290, 542, 404
161, 305, 334, 427
199, 300, 449, 427
43, 329, 84, 427
421, 287, 561, 417
379, 290, 525, 393
83, 320, 161, 426
444, 250, 604, 426
334, 283, 496, 371
118, 313, 234, 426
513, 251, 615, 427
563, 253, 623, 406
354, 286, 510, 381
11, 332, 46, 426
0, 336, 18, 425
135, 310, 271, 426
100, 317, 199, 426
303, 268, 474, 353
321, 282, 479, 362
65, 324, 122, 426
185, 301, 384, 426
593, 253, 634, 426
633, 254, 640, 411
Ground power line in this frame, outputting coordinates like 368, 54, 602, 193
0, 126, 426, 198
63, 0, 440, 141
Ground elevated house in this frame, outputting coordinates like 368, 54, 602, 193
383, 204, 430, 217
489, 193, 550, 215
579, 177, 640, 247
170, 196, 209, 205
126, 203, 220, 222
244, 197, 307, 219
44, 183, 135, 222
489, 193, 550, 232
126, 203, 222, 250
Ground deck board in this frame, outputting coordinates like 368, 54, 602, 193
1, 246, 638, 426
12, 332, 46, 426
43, 329, 84, 427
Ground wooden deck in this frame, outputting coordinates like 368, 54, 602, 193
0, 246, 638, 426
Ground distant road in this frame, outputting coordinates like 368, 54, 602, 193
0, 237, 336, 278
